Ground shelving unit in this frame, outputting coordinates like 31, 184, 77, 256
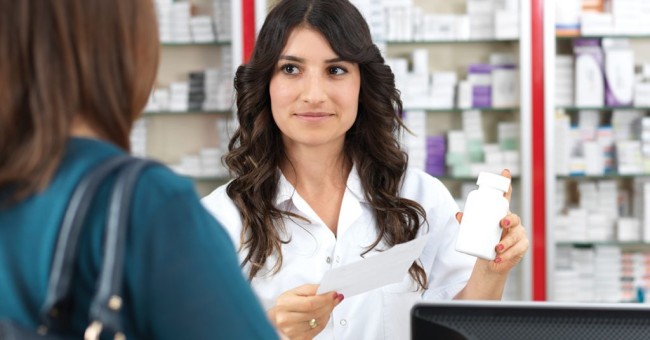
544, 1, 650, 303
381, 0, 532, 301
131, 0, 238, 197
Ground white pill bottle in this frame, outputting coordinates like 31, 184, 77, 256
455, 171, 511, 260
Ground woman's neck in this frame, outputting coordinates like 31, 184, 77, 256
69, 116, 100, 139
281, 144, 352, 194
280, 143, 352, 234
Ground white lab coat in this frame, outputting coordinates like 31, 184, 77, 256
202, 166, 475, 340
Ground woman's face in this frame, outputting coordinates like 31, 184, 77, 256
269, 26, 361, 151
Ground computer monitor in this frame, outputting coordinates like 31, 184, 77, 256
411, 300, 650, 340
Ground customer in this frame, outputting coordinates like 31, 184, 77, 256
0, 1, 276, 339
202, 0, 529, 339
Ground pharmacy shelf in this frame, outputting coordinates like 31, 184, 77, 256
138, 0, 239, 198
557, 35, 650, 41
438, 175, 521, 181
559, 106, 650, 111
143, 110, 231, 116
161, 41, 231, 46
545, 5, 650, 303
557, 241, 650, 248
386, 38, 518, 45
406, 107, 519, 113
557, 174, 650, 180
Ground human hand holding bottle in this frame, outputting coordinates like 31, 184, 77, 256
454, 169, 529, 300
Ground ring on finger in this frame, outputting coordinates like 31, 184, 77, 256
309, 318, 318, 329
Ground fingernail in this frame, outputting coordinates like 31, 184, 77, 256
494, 257, 502, 263
337, 294, 345, 302
333, 293, 340, 300
503, 219, 510, 227
497, 244, 504, 252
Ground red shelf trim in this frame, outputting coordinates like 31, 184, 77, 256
242, 0, 255, 63
531, 0, 546, 301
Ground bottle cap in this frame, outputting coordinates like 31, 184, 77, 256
476, 171, 511, 192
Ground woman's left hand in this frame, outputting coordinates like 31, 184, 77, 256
456, 169, 529, 275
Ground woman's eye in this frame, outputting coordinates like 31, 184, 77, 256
329, 66, 347, 75
282, 64, 299, 74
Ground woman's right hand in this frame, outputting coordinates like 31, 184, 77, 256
267, 284, 344, 340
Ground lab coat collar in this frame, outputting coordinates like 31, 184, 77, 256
275, 170, 296, 206
273, 164, 367, 207
345, 164, 367, 203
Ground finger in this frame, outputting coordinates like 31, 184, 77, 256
292, 283, 319, 296
500, 212, 521, 230
455, 211, 463, 224
276, 313, 321, 340
278, 301, 337, 339
500, 169, 513, 202
293, 293, 341, 323
496, 224, 526, 255
495, 235, 529, 265
276, 290, 338, 313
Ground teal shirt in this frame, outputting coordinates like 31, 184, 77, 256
0, 137, 277, 339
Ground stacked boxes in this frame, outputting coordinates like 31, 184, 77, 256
156, 0, 192, 43
494, 0, 519, 40
380, 0, 519, 41
426, 135, 446, 177
612, 0, 649, 35
446, 130, 470, 177
188, 72, 207, 111
635, 64, 650, 107
430, 72, 457, 109
554, 109, 648, 176
574, 39, 605, 107
212, 0, 232, 41
387, 52, 517, 110
603, 39, 635, 107
467, 0, 495, 40
467, 64, 492, 108
190, 16, 216, 43
402, 110, 427, 171
155, 0, 226, 43
171, 118, 231, 178
556, 0, 650, 36
555, 56, 574, 107
445, 111, 519, 177
594, 246, 623, 302
169, 82, 190, 112
462, 110, 484, 163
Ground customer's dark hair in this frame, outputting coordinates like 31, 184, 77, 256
0, 0, 159, 204
226, 0, 427, 288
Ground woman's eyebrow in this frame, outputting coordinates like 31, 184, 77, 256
278, 55, 347, 64
278, 55, 304, 63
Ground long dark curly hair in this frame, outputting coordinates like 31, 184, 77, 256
226, 0, 428, 289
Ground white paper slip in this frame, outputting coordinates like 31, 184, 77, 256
316, 234, 431, 297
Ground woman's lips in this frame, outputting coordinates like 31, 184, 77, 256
294, 112, 333, 121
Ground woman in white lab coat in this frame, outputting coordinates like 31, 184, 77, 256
202, 0, 529, 339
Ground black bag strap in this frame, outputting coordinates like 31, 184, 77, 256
40, 155, 132, 327
85, 158, 158, 339
40, 154, 162, 340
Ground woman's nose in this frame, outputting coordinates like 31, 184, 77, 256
301, 73, 327, 104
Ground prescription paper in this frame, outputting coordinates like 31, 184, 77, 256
316, 234, 431, 297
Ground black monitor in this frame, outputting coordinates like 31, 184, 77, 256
411, 300, 650, 340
